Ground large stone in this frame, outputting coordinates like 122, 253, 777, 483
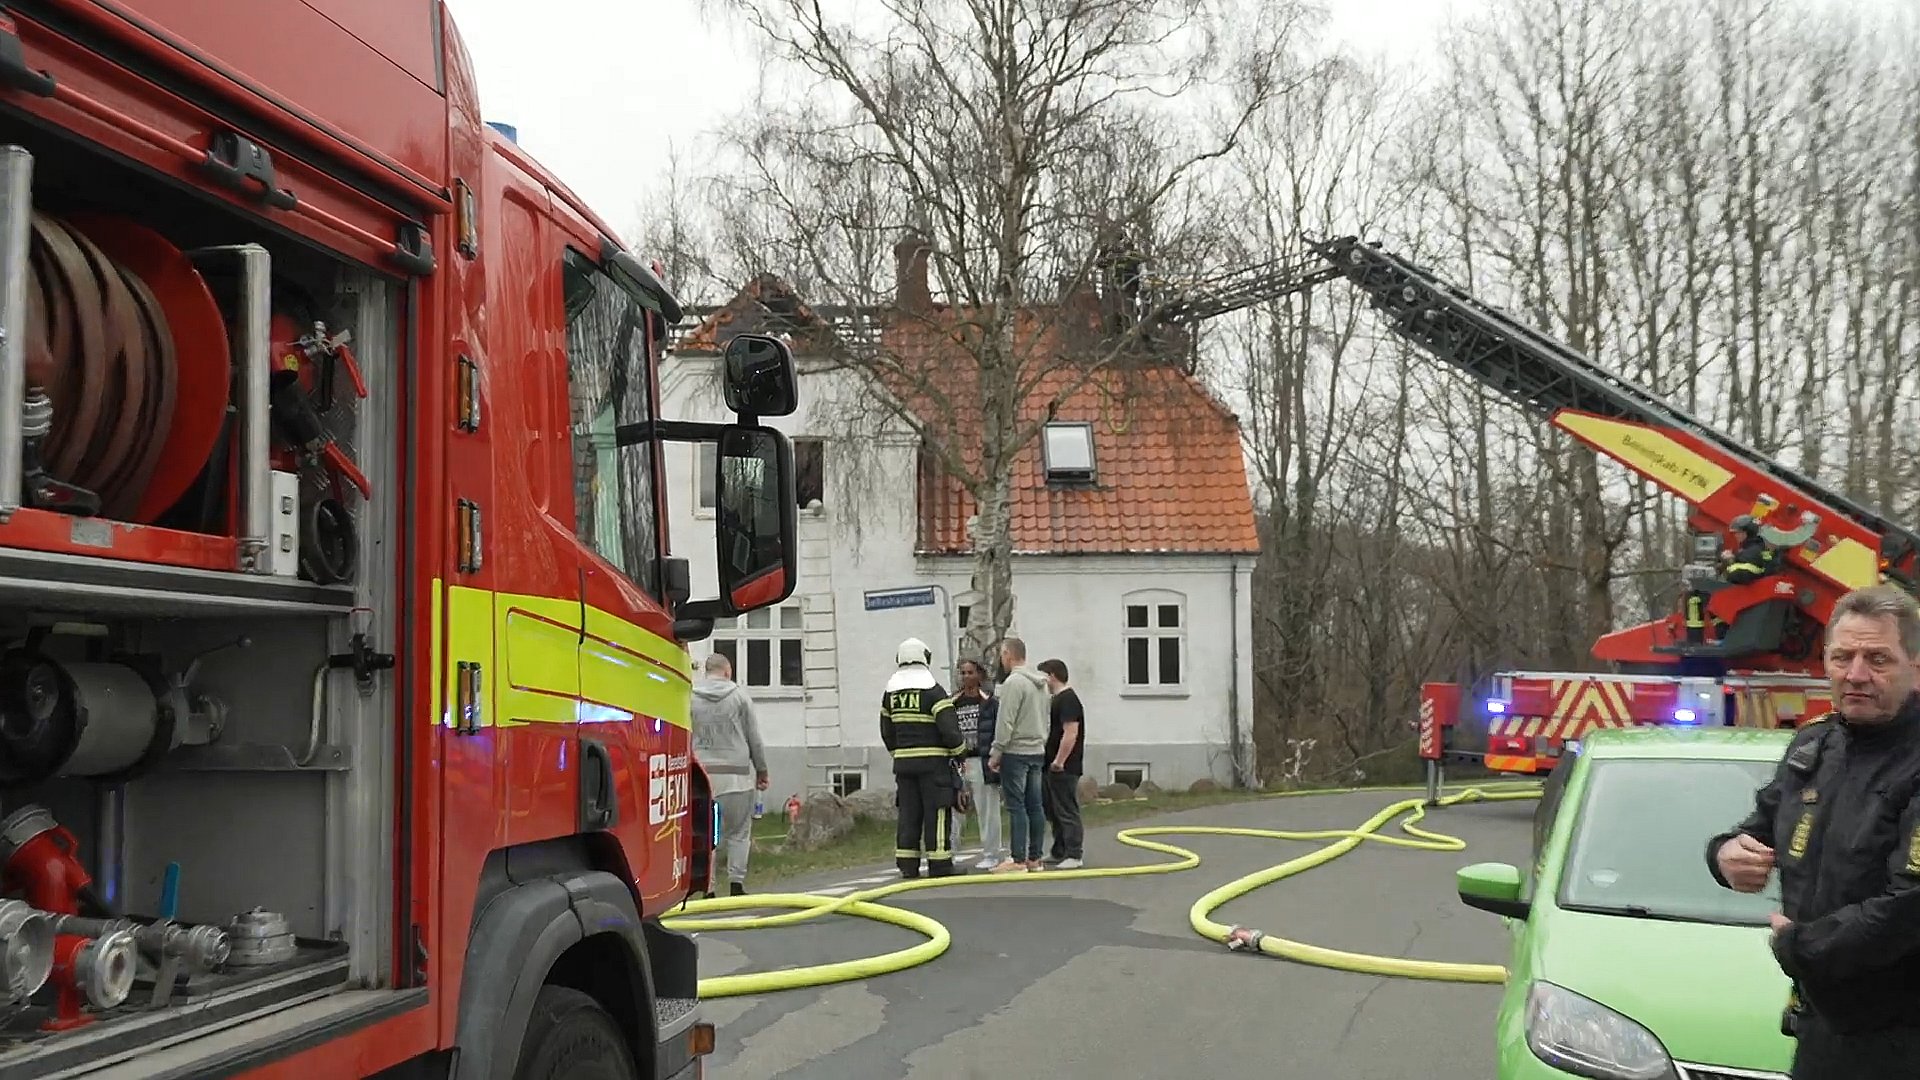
844, 786, 897, 823
786, 793, 857, 851
1099, 782, 1137, 801
1076, 775, 1101, 803
1188, 778, 1220, 794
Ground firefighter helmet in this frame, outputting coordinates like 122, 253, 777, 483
1732, 514, 1760, 535
895, 637, 933, 667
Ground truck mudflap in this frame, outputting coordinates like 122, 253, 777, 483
452, 869, 670, 1080
646, 920, 707, 1079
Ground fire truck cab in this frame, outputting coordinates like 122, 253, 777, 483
0, 2, 784, 1077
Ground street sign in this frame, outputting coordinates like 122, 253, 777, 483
864, 586, 937, 612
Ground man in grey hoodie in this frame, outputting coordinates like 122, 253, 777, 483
987, 637, 1051, 872
691, 652, 769, 896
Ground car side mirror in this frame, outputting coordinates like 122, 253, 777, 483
722, 334, 798, 419
714, 424, 798, 614
1457, 862, 1530, 919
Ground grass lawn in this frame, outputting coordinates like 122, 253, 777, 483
738, 787, 1280, 886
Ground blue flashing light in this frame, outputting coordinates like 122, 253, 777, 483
1673, 707, 1698, 724
711, 803, 722, 849
1486, 699, 1509, 715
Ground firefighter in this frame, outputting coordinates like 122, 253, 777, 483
1683, 565, 1712, 645
880, 637, 968, 879
1707, 583, 1920, 1078
1724, 514, 1781, 584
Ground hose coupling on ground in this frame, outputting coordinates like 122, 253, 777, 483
1224, 925, 1266, 952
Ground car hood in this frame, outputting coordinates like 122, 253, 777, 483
1534, 908, 1797, 1072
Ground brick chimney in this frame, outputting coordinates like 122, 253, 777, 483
894, 229, 932, 312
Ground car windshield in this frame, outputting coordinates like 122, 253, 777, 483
1556, 756, 1782, 927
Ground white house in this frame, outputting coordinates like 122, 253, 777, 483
659, 257, 1260, 806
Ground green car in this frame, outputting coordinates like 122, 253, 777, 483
1457, 725, 1799, 1080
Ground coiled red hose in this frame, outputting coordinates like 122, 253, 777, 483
23, 211, 179, 522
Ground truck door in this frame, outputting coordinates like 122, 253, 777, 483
477, 170, 583, 845
559, 246, 692, 901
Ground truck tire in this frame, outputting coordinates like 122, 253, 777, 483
512, 985, 640, 1080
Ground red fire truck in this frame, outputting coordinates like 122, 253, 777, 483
0, 2, 798, 1077
1162, 236, 1902, 777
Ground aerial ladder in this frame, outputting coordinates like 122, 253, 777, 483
1154, 234, 1916, 768
1158, 233, 1919, 674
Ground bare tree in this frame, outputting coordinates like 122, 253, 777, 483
697, 0, 1324, 662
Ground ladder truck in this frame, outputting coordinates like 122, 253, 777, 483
1159, 234, 1913, 775
0, 2, 804, 1076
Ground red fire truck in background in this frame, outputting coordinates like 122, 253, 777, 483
0, 2, 797, 1077
1161, 236, 1896, 778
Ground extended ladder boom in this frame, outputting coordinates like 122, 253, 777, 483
1165, 233, 1920, 567
1309, 236, 1920, 560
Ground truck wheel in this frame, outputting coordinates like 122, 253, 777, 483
512, 985, 639, 1080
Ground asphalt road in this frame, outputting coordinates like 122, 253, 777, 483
694, 788, 1537, 1080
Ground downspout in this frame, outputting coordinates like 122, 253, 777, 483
1228, 555, 1244, 788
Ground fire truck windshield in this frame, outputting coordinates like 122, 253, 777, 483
1556, 758, 1782, 927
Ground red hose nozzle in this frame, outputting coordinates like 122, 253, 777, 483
0, 805, 93, 917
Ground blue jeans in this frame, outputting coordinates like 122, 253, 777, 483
998, 754, 1045, 861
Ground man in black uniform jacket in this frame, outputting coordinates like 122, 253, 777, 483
1707, 583, 1920, 1079
880, 637, 967, 879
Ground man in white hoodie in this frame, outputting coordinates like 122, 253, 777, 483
691, 652, 769, 896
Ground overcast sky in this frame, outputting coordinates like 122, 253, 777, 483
442, 0, 1475, 241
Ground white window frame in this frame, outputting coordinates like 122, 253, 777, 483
709, 602, 806, 695
829, 768, 867, 797
1109, 763, 1150, 789
1122, 588, 1188, 697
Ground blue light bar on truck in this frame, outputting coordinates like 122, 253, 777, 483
1486, 699, 1508, 715
1673, 708, 1698, 723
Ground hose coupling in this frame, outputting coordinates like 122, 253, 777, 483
1224, 926, 1266, 952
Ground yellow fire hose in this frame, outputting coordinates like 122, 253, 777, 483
663, 780, 1543, 999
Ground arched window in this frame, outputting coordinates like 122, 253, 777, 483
1122, 589, 1186, 690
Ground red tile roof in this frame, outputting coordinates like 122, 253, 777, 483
676, 279, 1259, 556
674, 274, 847, 356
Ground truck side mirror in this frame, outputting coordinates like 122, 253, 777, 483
714, 424, 798, 615
722, 334, 798, 419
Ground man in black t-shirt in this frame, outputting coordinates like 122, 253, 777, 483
1038, 658, 1085, 868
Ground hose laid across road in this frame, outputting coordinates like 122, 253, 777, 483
662, 780, 1543, 998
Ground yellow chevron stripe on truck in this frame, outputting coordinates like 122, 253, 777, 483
440, 580, 692, 730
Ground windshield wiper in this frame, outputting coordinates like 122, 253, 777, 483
1561, 902, 1704, 923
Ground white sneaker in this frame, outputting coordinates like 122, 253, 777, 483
1056, 858, 1084, 870
976, 855, 1002, 870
